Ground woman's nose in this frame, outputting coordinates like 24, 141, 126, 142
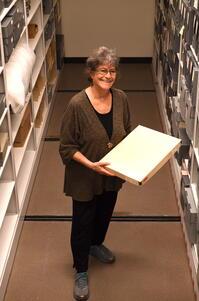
105, 71, 112, 77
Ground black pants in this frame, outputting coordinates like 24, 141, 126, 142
71, 191, 117, 273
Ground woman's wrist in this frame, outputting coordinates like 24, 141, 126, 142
86, 160, 95, 170
72, 151, 94, 170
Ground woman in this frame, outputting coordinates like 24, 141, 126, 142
59, 46, 132, 301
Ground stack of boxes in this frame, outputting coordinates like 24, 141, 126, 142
2, 15, 14, 63
44, 13, 55, 43
42, 0, 53, 15
25, 0, 31, 17
154, 0, 199, 269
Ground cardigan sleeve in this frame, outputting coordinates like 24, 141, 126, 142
123, 92, 133, 135
59, 99, 80, 165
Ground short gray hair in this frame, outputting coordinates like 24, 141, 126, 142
85, 46, 119, 82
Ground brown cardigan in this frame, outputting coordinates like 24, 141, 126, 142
59, 88, 132, 201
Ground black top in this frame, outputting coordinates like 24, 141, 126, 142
86, 92, 113, 140
94, 105, 113, 139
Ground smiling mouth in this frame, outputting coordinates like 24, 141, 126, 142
100, 79, 113, 83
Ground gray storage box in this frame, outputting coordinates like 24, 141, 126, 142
185, 97, 195, 140
191, 68, 199, 107
0, 93, 5, 119
3, 35, 14, 62
192, 12, 199, 54
2, 16, 13, 38
178, 75, 187, 121
183, 187, 197, 245
180, 175, 190, 210
175, 127, 191, 165
56, 34, 64, 70
43, 0, 53, 14
171, 111, 184, 138
14, 11, 25, 26
26, 0, 31, 17
13, 14, 25, 45
0, 0, 4, 14
3, 0, 12, 8
184, 7, 194, 45
7, 6, 19, 25
44, 21, 53, 41
197, 169, 199, 199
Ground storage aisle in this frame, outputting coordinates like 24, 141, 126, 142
3, 63, 196, 301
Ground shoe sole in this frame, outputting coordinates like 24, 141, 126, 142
90, 253, 116, 264
73, 292, 89, 301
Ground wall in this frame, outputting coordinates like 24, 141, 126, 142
60, 0, 155, 57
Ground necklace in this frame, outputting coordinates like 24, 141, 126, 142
107, 142, 113, 149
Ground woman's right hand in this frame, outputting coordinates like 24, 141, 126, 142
72, 151, 115, 176
91, 161, 115, 176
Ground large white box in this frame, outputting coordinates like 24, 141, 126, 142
101, 125, 181, 185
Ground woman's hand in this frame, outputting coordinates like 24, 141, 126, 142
91, 161, 115, 176
72, 151, 115, 176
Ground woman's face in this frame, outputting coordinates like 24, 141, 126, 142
91, 64, 117, 91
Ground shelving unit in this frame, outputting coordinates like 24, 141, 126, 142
152, 0, 199, 294
0, 0, 62, 299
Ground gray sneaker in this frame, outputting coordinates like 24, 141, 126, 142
73, 272, 89, 301
90, 244, 116, 263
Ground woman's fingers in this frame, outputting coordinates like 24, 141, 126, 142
98, 161, 110, 167
93, 162, 115, 176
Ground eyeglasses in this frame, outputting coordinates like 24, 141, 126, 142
96, 68, 117, 76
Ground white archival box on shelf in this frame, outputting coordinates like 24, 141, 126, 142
100, 125, 181, 185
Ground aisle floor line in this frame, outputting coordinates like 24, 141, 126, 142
24, 215, 181, 222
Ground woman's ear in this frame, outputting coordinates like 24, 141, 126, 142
85, 67, 94, 83
89, 70, 95, 81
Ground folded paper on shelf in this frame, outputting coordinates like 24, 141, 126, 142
100, 125, 181, 186
5, 43, 36, 113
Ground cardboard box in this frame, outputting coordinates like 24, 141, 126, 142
35, 100, 44, 128
28, 23, 38, 39
0, 132, 9, 166
32, 74, 45, 102
14, 105, 31, 147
